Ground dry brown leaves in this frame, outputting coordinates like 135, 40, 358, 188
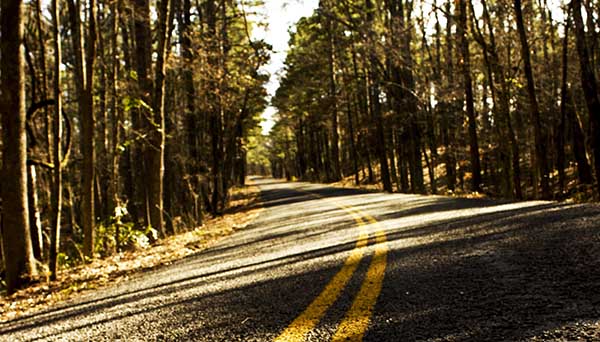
0, 183, 263, 322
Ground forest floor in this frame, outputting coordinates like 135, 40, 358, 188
0, 182, 263, 322
331, 163, 597, 203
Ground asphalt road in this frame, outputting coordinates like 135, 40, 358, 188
2, 178, 600, 341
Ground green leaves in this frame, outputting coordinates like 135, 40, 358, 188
122, 96, 153, 114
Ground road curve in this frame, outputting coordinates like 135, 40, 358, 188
1, 177, 600, 341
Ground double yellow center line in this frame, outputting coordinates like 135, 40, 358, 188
274, 191, 388, 342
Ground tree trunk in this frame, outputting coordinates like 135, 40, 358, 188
205, 0, 222, 215
567, 90, 594, 184
396, 131, 409, 192
557, 10, 570, 194
366, 0, 392, 192
110, 0, 121, 220
27, 166, 43, 260
67, 0, 96, 259
514, 0, 551, 199
84, 0, 97, 258
346, 92, 359, 185
147, 0, 171, 237
572, 0, 600, 196
0, 0, 38, 292
443, 0, 456, 192
325, 8, 341, 181
47, 0, 62, 281
458, 0, 482, 192
133, 0, 154, 228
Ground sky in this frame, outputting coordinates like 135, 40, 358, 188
251, 0, 320, 135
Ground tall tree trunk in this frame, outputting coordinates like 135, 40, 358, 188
205, 0, 222, 215
84, 0, 97, 258
147, 0, 171, 237
0, 0, 38, 292
572, 0, 600, 196
48, 0, 62, 281
557, 10, 570, 194
67, 0, 96, 259
218, 0, 232, 209
514, 0, 551, 199
458, 0, 482, 192
180, 0, 201, 225
112, 21, 123, 250
133, 0, 153, 227
324, 4, 341, 181
110, 0, 121, 220
366, 0, 392, 192
443, 0, 456, 192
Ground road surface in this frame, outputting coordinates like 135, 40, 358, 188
2, 178, 600, 341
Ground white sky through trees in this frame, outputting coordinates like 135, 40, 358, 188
251, 0, 320, 135
38, 0, 565, 135
250, 0, 566, 135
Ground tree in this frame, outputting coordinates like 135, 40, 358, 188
513, 0, 551, 199
148, 0, 171, 236
48, 0, 64, 280
458, 0, 481, 192
572, 0, 600, 196
67, 0, 97, 259
132, 0, 168, 236
366, 0, 392, 192
1, 0, 38, 292
0, 0, 269, 293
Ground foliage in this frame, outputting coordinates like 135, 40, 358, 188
95, 205, 159, 257
269, 0, 600, 201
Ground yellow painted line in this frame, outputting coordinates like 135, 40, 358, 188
331, 214, 388, 342
274, 212, 368, 342
275, 187, 388, 342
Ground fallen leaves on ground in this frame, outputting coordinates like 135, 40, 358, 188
0, 183, 263, 322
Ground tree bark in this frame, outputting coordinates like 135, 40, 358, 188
48, 0, 63, 280
110, 0, 121, 218
67, 0, 96, 259
557, 10, 570, 194
514, 0, 551, 199
572, 0, 600, 196
133, 0, 154, 228
458, 0, 482, 192
366, 0, 392, 192
0, 0, 38, 293
324, 3, 341, 181
443, 0, 456, 192
27, 165, 43, 260
147, 0, 171, 237
84, 0, 97, 257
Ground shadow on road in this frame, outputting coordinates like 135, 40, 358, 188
3, 179, 600, 341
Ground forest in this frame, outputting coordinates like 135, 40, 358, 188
266, 0, 600, 204
1, 0, 269, 294
1, 0, 599, 297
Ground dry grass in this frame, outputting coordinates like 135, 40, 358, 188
0, 181, 263, 322
332, 157, 596, 202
